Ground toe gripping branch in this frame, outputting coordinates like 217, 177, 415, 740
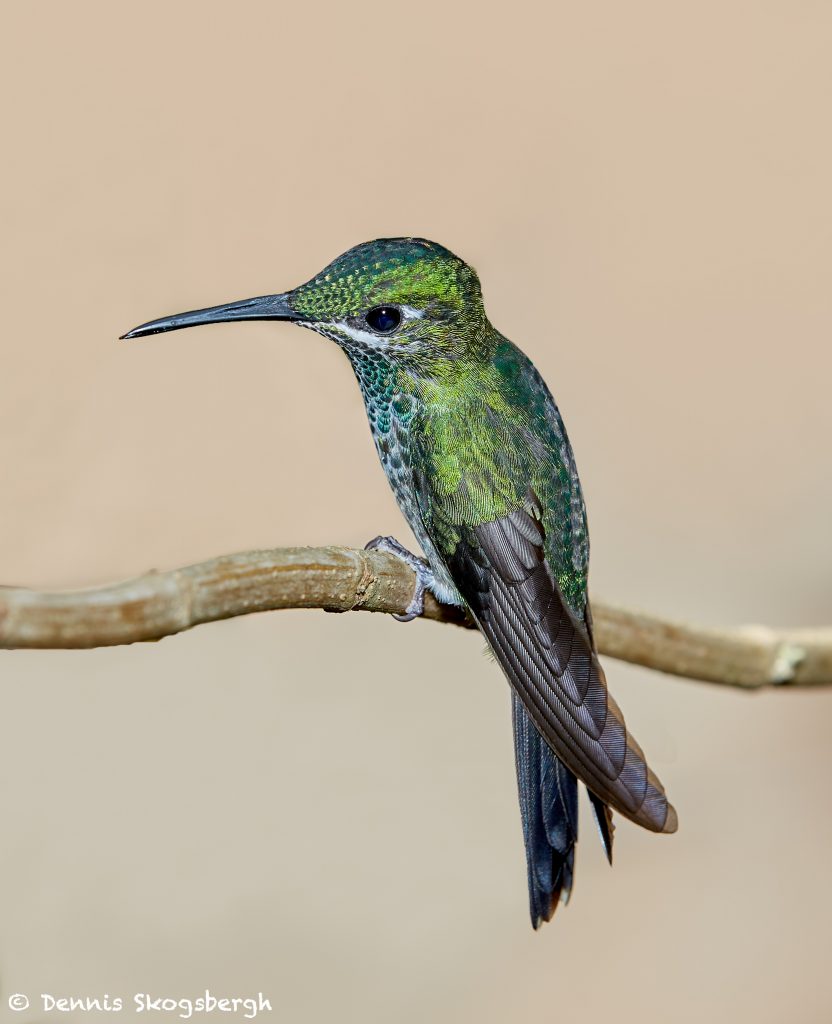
364, 536, 437, 622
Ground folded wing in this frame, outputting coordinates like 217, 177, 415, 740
448, 493, 677, 834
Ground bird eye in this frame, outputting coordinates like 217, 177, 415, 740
365, 306, 402, 334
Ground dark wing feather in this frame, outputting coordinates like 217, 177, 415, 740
449, 494, 677, 834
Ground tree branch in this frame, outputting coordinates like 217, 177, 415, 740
1, 545, 829, 690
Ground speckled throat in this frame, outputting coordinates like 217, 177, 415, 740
307, 324, 463, 605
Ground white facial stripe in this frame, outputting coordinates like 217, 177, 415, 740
330, 305, 424, 350
334, 321, 392, 349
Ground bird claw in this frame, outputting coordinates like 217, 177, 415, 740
364, 535, 434, 623
393, 580, 426, 622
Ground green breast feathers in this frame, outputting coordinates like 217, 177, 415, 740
398, 337, 589, 614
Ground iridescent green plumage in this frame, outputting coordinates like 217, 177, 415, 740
122, 237, 676, 928
290, 240, 589, 612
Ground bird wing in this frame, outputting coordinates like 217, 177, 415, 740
444, 491, 677, 834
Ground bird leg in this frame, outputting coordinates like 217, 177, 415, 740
364, 535, 436, 622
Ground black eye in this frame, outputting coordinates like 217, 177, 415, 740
365, 306, 402, 334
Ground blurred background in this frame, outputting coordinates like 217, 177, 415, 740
1, 2, 830, 1022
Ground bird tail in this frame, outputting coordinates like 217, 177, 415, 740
512, 694, 578, 927
512, 695, 614, 927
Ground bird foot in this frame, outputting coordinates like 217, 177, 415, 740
364, 536, 435, 622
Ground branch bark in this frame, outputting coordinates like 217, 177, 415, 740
1, 545, 829, 690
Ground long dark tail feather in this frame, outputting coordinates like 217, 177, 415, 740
512, 694, 578, 928
588, 790, 615, 864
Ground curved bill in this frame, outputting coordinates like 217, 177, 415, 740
120, 293, 299, 340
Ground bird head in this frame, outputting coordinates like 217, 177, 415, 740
121, 238, 488, 362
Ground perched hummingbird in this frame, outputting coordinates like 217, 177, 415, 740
122, 238, 677, 927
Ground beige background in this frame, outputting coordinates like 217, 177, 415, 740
1, 2, 830, 1022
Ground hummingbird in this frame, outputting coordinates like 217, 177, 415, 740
121, 238, 677, 927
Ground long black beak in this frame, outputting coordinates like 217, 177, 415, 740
119, 292, 299, 339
